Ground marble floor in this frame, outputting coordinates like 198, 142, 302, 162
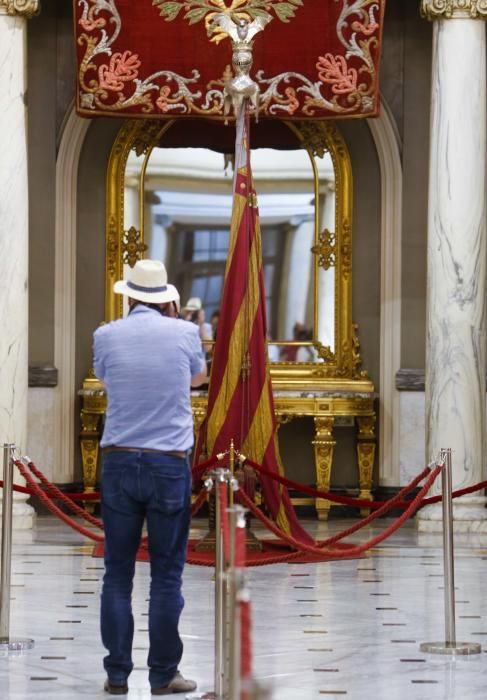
1, 515, 487, 699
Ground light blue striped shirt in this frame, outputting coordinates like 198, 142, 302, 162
93, 305, 204, 451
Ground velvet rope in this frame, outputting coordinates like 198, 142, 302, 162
15, 460, 104, 543
192, 454, 222, 481
236, 466, 441, 562
317, 467, 431, 547
191, 488, 208, 517
0, 479, 100, 500
240, 599, 252, 683
243, 457, 487, 509
26, 460, 103, 530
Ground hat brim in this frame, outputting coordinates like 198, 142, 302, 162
114, 280, 180, 304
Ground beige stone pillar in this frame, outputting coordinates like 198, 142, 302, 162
0, 0, 40, 528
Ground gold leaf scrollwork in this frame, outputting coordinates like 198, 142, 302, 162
341, 219, 352, 279
317, 344, 336, 363
311, 229, 336, 270
0, 0, 40, 18
297, 121, 329, 159
107, 216, 118, 277
133, 121, 167, 157
421, 0, 487, 18
123, 227, 147, 268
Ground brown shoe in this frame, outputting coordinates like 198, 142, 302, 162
151, 671, 197, 695
104, 679, 128, 695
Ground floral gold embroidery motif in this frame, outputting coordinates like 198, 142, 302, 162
76, 0, 383, 118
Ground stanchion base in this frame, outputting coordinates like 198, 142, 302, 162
0, 637, 34, 652
420, 641, 481, 655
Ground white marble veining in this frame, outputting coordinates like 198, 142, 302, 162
26, 389, 56, 484
424, 19, 486, 528
0, 14, 34, 528
399, 392, 426, 487
2, 516, 487, 699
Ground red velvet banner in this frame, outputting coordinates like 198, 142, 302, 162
74, 0, 385, 120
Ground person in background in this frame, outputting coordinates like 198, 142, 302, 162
93, 260, 206, 696
183, 297, 213, 354
210, 309, 220, 341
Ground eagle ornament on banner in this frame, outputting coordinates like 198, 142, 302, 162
74, 0, 385, 120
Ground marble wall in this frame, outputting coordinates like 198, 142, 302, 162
26, 388, 56, 483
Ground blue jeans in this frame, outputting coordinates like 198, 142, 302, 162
100, 450, 191, 689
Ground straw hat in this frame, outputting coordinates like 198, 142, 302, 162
184, 297, 203, 311
113, 260, 179, 304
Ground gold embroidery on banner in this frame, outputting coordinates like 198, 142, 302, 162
76, 0, 382, 118
152, 0, 303, 42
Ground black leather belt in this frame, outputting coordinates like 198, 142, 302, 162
103, 446, 187, 459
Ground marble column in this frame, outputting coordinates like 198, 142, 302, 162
419, 0, 487, 532
0, 0, 40, 528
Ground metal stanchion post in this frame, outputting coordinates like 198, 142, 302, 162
214, 470, 226, 698
0, 444, 34, 652
420, 448, 481, 656
227, 506, 246, 700
188, 467, 238, 700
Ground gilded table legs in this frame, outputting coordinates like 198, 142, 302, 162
312, 417, 336, 521
357, 415, 376, 517
80, 409, 103, 512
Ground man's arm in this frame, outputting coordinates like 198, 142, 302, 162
191, 356, 208, 387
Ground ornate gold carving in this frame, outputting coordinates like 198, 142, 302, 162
296, 121, 329, 158
341, 219, 352, 280
312, 416, 336, 521
356, 414, 376, 515
421, 0, 487, 18
0, 0, 40, 18
122, 226, 147, 268
133, 121, 167, 157
79, 369, 107, 509
311, 229, 336, 269
107, 216, 118, 277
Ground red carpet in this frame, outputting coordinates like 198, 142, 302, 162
92, 538, 359, 566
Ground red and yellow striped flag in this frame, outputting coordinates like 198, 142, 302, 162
197, 105, 310, 542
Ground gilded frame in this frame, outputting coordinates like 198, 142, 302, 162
105, 118, 371, 391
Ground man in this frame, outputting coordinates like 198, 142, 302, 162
93, 260, 206, 696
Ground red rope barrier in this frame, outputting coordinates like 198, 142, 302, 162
240, 599, 252, 683
236, 466, 441, 562
243, 456, 487, 509
26, 460, 103, 529
192, 454, 222, 481
191, 488, 208, 517
0, 479, 100, 500
318, 467, 431, 547
15, 460, 104, 543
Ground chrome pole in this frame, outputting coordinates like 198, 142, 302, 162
227, 506, 246, 700
214, 470, 225, 698
442, 448, 455, 645
420, 449, 481, 656
0, 444, 14, 641
0, 446, 34, 651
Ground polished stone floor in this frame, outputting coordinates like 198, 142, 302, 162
1, 515, 487, 699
